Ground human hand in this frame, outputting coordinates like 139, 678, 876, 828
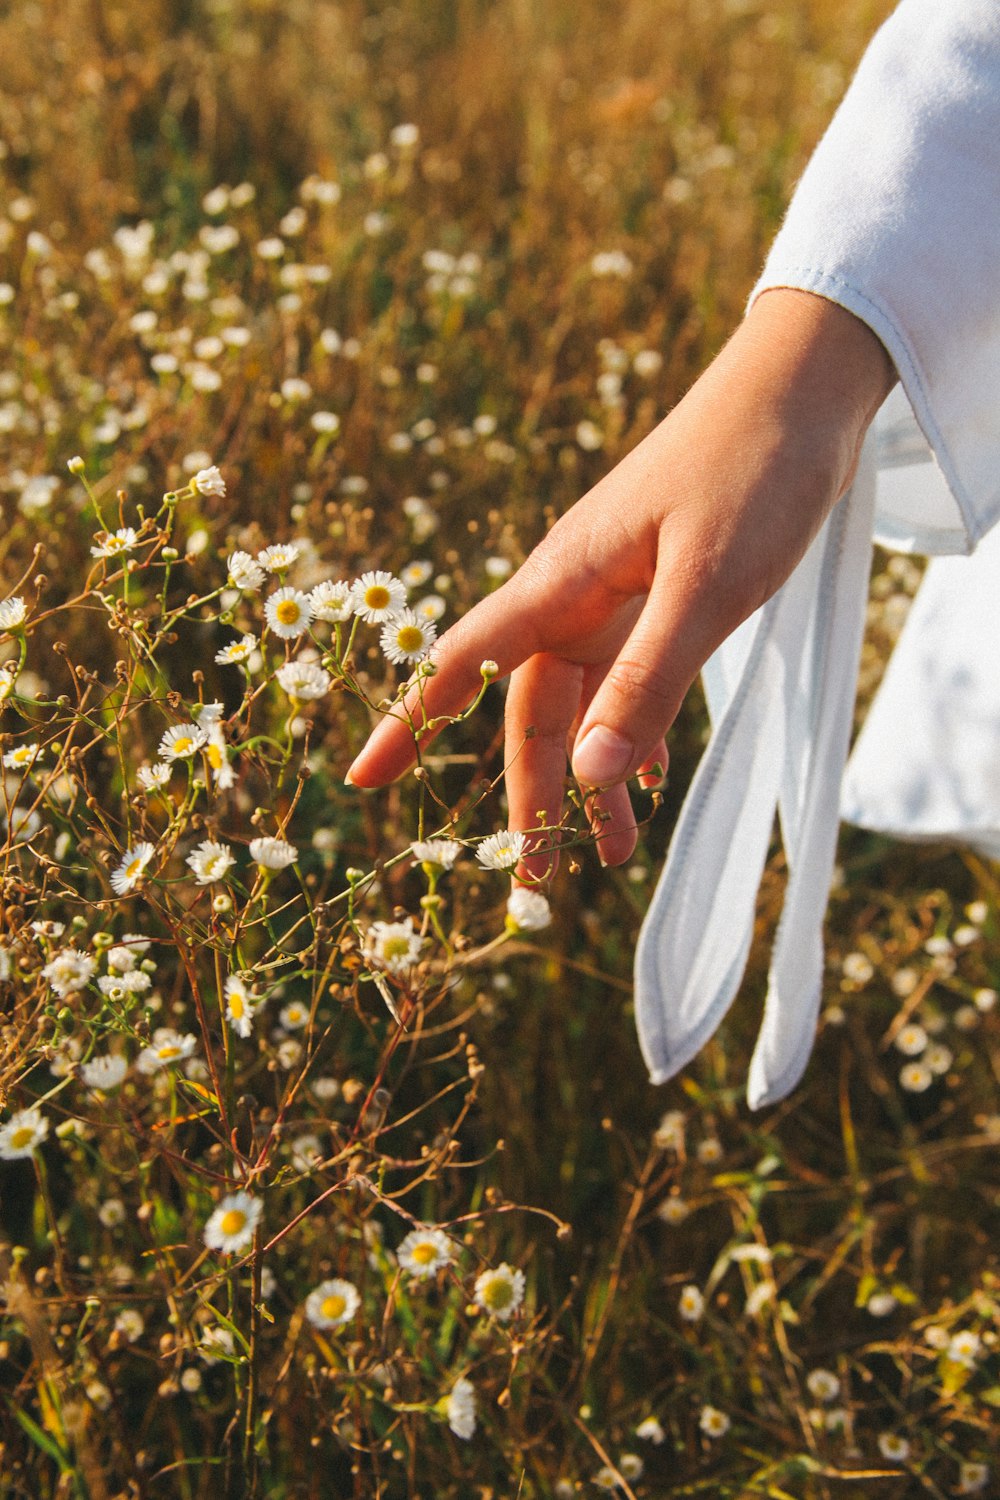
346, 289, 895, 870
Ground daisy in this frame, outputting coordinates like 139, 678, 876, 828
877, 1433, 910, 1464
249, 836, 297, 871
401, 559, 433, 589
158, 723, 207, 761
506, 887, 551, 932
446, 1376, 476, 1440
473, 1263, 525, 1322
959, 1462, 991, 1494
227, 550, 266, 591
137, 763, 171, 792
289, 1134, 323, 1172
98, 969, 151, 999
105, 945, 138, 973
900, 1061, 933, 1093
90, 527, 139, 559
276, 660, 331, 700
415, 594, 447, 623
699, 1405, 730, 1439
215, 633, 258, 665
186, 839, 235, 884
380, 609, 436, 665
806, 1368, 840, 1402
136, 1028, 198, 1074
279, 999, 309, 1030
203, 1190, 262, 1255
41, 948, 97, 996
0, 596, 28, 631
397, 1226, 456, 1280
349, 570, 406, 624
0, 1106, 49, 1159
657, 1195, 690, 1224
110, 842, 156, 896
894, 1022, 928, 1056
635, 1416, 666, 1445
264, 586, 312, 639
362, 918, 422, 976
198, 1327, 236, 1364
304, 1277, 360, 1329
411, 839, 462, 870
258, 542, 300, 572
2, 742, 41, 770
678, 1284, 704, 1322
80, 1055, 128, 1091
619, 1456, 644, 1481
310, 579, 354, 623
224, 974, 257, 1037
190, 465, 226, 498
476, 830, 527, 872
947, 1330, 981, 1368
114, 1309, 145, 1343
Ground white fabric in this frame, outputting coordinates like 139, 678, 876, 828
635, 0, 1000, 1105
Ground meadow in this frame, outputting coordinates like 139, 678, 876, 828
0, 1, 998, 1496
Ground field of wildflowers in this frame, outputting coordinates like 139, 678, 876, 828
1, 1, 998, 1496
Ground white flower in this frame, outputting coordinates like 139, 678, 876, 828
90, 527, 139, 559
159, 723, 208, 761
473, 1263, 525, 1322
279, 999, 309, 1031
258, 542, 300, 572
0, 596, 28, 631
618, 1455, 643, 1481
476, 830, 527, 872
227, 550, 266, 591
894, 1023, 928, 1056
310, 411, 340, 434
310, 579, 354, 623
866, 1291, 898, 1318
380, 609, 436, 665
42, 948, 97, 996
363, 918, 422, 975
80, 1055, 128, 1091
3, 742, 41, 770
842, 951, 874, 983
265, 586, 313, 639
305, 1277, 360, 1329
349, 570, 407, 624
190, 465, 225, 498
575, 420, 604, 452
111, 842, 156, 895
446, 1376, 476, 1440
136, 1028, 198, 1074
276, 660, 332, 700
947, 1330, 981, 1368
224, 974, 257, 1037
506, 887, 551, 932
679, 1284, 705, 1322
0, 1106, 49, 1159
186, 839, 235, 884
899, 1061, 934, 1093
924, 1042, 953, 1075
635, 1416, 665, 1445
959, 1462, 991, 1494
412, 839, 462, 870
699, 1405, 730, 1439
654, 1110, 686, 1152
289, 1134, 323, 1172
401, 559, 433, 588
877, 1433, 910, 1464
203, 1190, 262, 1255
215, 633, 258, 665
114, 1308, 144, 1342
397, 1226, 456, 1280
137, 762, 171, 792
415, 594, 447, 623
98, 969, 151, 1000
203, 721, 235, 791
249, 836, 297, 871
806, 1368, 840, 1403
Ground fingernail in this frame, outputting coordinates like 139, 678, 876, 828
573, 725, 633, 786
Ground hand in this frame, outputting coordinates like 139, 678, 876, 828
346, 289, 895, 870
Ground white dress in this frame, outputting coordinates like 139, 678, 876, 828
635, 0, 1000, 1107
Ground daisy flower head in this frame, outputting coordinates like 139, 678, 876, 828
203, 1190, 262, 1255
380, 608, 436, 666
310, 579, 354, 624
3, 742, 41, 770
806, 1368, 840, 1403
111, 842, 156, 896
136, 1028, 198, 1074
635, 1415, 666, 1445
257, 541, 300, 573
401, 559, 433, 589
249, 836, 297, 872
679, 1284, 705, 1322
699, 1405, 731, 1439
877, 1433, 911, 1464
446, 1376, 476, 1440
137, 762, 171, 793
411, 838, 462, 871
190, 465, 226, 499
476, 829, 527, 872
265, 586, 312, 639
158, 723, 207, 761
362, 917, 422, 976
959, 1462, 991, 1494
473, 1262, 525, 1322
279, 999, 309, 1031
0, 1106, 49, 1159
90, 527, 139, 559
0, 595, 28, 632
947, 1329, 981, 1368
350, 570, 406, 624
224, 973, 257, 1037
227, 550, 266, 591
894, 1022, 928, 1056
415, 593, 447, 623
42, 948, 97, 996
397, 1225, 456, 1280
186, 839, 235, 885
900, 1061, 934, 1093
506, 887, 552, 932
276, 659, 331, 701
305, 1277, 360, 1330
80, 1054, 128, 1091
215, 633, 258, 665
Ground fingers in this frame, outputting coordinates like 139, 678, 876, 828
504, 654, 584, 879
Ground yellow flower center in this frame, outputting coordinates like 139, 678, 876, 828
219, 1209, 247, 1237
276, 599, 301, 625
125, 857, 143, 879
107, 537, 126, 552
410, 1241, 439, 1266
229, 994, 245, 1018
320, 1293, 347, 1321
483, 1275, 513, 1308
382, 937, 411, 961
207, 742, 223, 769
10, 1127, 34, 1150
172, 736, 194, 756
158, 1045, 180, 1060
396, 625, 424, 653
364, 585, 390, 611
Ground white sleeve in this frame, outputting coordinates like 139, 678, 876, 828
750, 0, 1000, 556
